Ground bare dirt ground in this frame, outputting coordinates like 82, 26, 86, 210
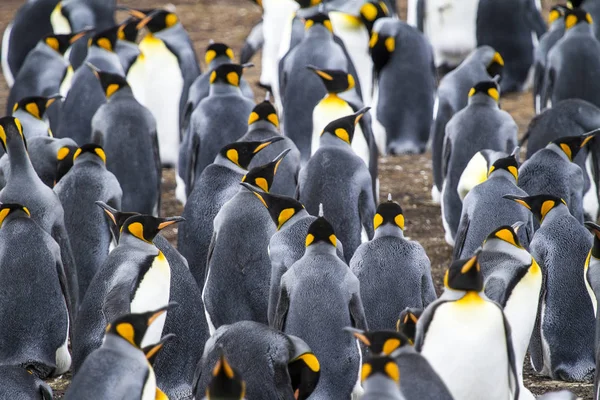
0, 0, 594, 398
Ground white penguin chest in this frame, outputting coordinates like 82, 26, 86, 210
130, 252, 171, 348
51, 6, 71, 34
421, 297, 511, 400
141, 363, 157, 400
261, 0, 299, 87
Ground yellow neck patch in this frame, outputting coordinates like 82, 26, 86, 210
361, 363, 372, 382
305, 233, 315, 247
494, 229, 519, 247
127, 221, 148, 242
226, 72, 239, 86
46, 37, 60, 52
385, 362, 400, 383
96, 38, 113, 52
254, 177, 269, 192
277, 208, 296, 230
385, 37, 395, 52
57, 146, 71, 161
0, 208, 10, 228
116, 322, 136, 345
373, 213, 383, 230
226, 149, 241, 167
540, 200, 556, 221
395, 214, 405, 230
0, 126, 6, 149
549, 9, 561, 23
382, 338, 400, 355
335, 128, 351, 143
298, 353, 320, 372
205, 49, 216, 65
106, 83, 121, 98
457, 291, 485, 305
25, 103, 41, 119
361, 3, 378, 21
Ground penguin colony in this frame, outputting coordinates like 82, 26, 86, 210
2, 0, 600, 399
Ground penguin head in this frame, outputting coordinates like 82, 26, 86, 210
360, 1, 390, 33
73, 144, 107, 164
361, 356, 401, 386
55, 145, 79, 184
396, 308, 422, 344
487, 152, 519, 181
306, 65, 355, 93
218, 137, 284, 170
548, 132, 596, 161
0, 116, 26, 152
95, 201, 140, 243
374, 194, 405, 231
12, 95, 60, 121
503, 194, 567, 223
305, 209, 337, 248
585, 221, 600, 259
88, 26, 120, 52
241, 183, 306, 229
549, 5, 568, 23
303, 12, 333, 33
0, 204, 31, 228
565, 8, 593, 29
240, 149, 291, 193
136, 9, 180, 33
295, 0, 322, 9
321, 107, 370, 145
443, 254, 483, 292
206, 350, 246, 400
369, 26, 395, 77
142, 334, 175, 367
210, 63, 252, 87
43, 31, 88, 55
287, 335, 320, 399
484, 224, 523, 249
87, 64, 130, 99
205, 42, 235, 66
120, 214, 185, 243
105, 303, 177, 348
469, 80, 500, 103
568, 0, 584, 8
345, 328, 409, 355
247, 100, 279, 128
485, 50, 504, 79
118, 17, 142, 43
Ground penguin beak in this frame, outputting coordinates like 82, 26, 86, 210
272, 148, 291, 163
342, 327, 371, 346
85, 62, 101, 78
46, 94, 63, 108
241, 63, 255, 69
147, 302, 178, 326
511, 221, 525, 233
585, 221, 600, 236
157, 216, 185, 230
353, 107, 371, 126
69, 29, 92, 44
126, 8, 149, 19
254, 136, 285, 153
95, 201, 118, 224
136, 9, 162, 30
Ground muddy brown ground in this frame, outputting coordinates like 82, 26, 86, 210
0, 0, 594, 398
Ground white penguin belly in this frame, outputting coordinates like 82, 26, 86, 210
584, 153, 599, 221
370, 83, 387, 155
51, 5, 71, 34
261, 0, 299, 88
59, 65, 74, 98
425, 0, 478, 67
130, 252, 171, 348
421, 298, 511, 400
2, 23, 14, 87
128, 36, 184, 167
330, 13, 373, 105
457, 151, 488, 201
407, 0, 419, 26
141, 366, 157, 400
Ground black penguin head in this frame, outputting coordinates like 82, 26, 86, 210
205, 42, 235, 66
369, 30, 395, 77
206, 350, 246, 400
95, 201, 140, 243
241, 149, 291, 193
142, 334, 175, 367
0, 116, 26, 152
120, 214, 185, 243
43, 31, 88, 55
585, 221, 600, 259
87, 64, 130, 99
565, 8, 593, 30
486, 51, 504, 79
240, 183, 305, 229
360, 1, 390, 32
12, 95, 61, 120
361, 356, 400, 385
54, 144, 78, 184
73, 144, 107, 164
247, 100, 279, 128
105, 303, 177, 348
549, 132, 596, 161
210, 63, 252, 87
0, 203, 31, 228
374, 194, 404, 231
218, 136, 284, 170
321, 107, 370, 145
345, 328, 409, 355
443, 254, 483, 292
118, 17, 141, 42
305, 210, 337, 248
396, 308, 422, 344
307, 65, 355, 93
549, 5, 568, 23
488, 153, 519, 181
135, 9, 180, 33
484, 224, 523, 248
88, 25, 120, 52
303, 13, 333, 33
503, 194, 567, 223
568, 0, 584, 8
286, 337, 320, 400
469, 80, 500, 102
295, 0, 322, 9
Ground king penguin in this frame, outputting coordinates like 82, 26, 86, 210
65, 307, 173, 400
370, 17, 436, 155
583, 221, 600, 397
505, 194, 595, 381
193, 321, 320, 399
127, 8, 200, 168
454, 152, 534, 259
177, 137, 282, 288
91, 68, 161, 216
199, 350, 247, 400
441, 80, 518, 246
54, 144, 122, 303
0, 365, 53, 400
350, 195, 437, 330
72, 214, 184, 373
298, 109, 376, 262
11, 95, 60, 139
0, 116, 79, 317
0, 203, 71, 379
570, 0, 600, 40
182, 63, 255, 195
431, 45, 504, 203
415, 254, 520, 400
479, 224, 543, 400
202, 152, 290, 332
272, 214, 368, 398
360, 356, 405, 399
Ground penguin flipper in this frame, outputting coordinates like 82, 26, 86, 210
432, 100, 453, 190
540, 67, 555, 112
441, 135, 452, 182
416, 0, 425, 32
103, 280, 136, 323
499, 305, 520, 400
202, 231, 217, 287
273, 282, 290, 331
349, 291, 368, 331
358, 171, 376, 240
483, 276, 508, 306
532, 62, 544, 115
55, 259, 73, 338
151, 129, 162, 217
241, 20, 264, 64
452, 213, 469, 260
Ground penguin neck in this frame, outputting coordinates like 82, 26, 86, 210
488, 169, 517, 183
208, 56, 232, 71
540, 205, 569, 225
362, 375, 400, 396
550, 19, 565, 31
210, 82, 242, 96
322, 92, 347, 105
5, 138, 36, 180
319, 133, 352, 149
103, 333, 139, 353
0, 212, 29, 228
483, 238, 530, 265
566, 23, 593, 37
546, 143, 572, 162
468, 95, 498, 108
279, 209, 310, 230
374, 224, 404, 239
214, 153, 247, 175
306, 25, 333, 40
118, 233, 160, 254
74, 153, 105, 167
108, 86, 134, 102
248, 121, 279, 134
305, 242, 337, 256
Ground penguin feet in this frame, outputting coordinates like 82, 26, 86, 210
553, 364, 595, 383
